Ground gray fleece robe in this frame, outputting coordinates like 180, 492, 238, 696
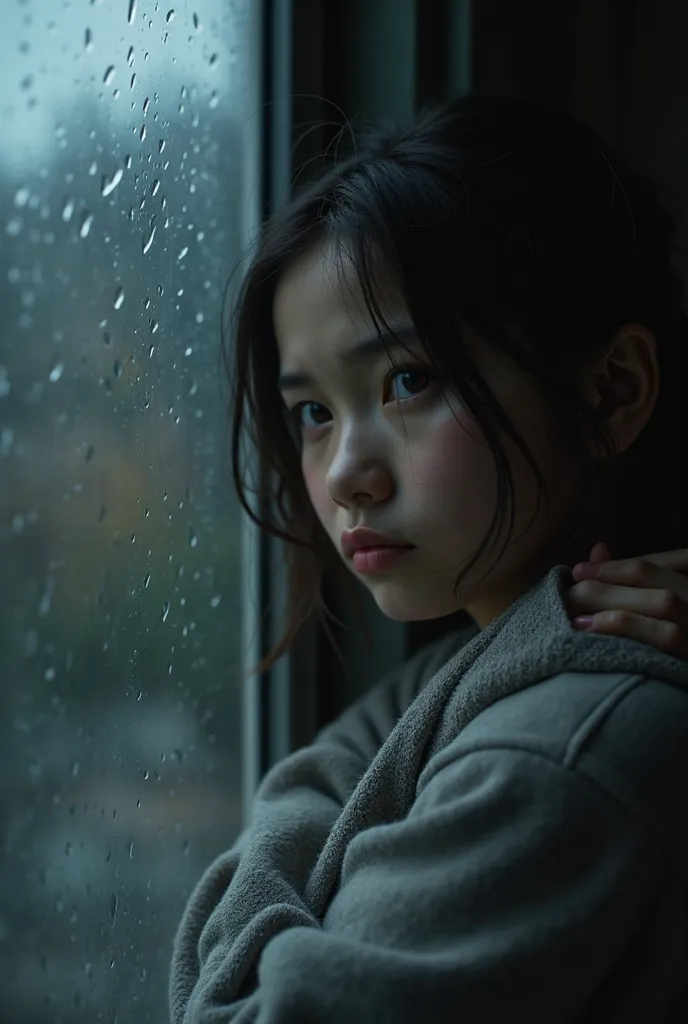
169, 564, 688, 1023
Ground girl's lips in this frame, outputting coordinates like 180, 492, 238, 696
351, 545, 415, 573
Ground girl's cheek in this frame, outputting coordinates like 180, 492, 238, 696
408, 409, 487, 491
302, 460, 330, 523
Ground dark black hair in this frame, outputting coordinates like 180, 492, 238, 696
227, 92, 687, 676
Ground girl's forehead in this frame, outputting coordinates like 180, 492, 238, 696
274, 244, 405, 349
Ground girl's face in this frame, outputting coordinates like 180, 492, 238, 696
274, 243, 596, 627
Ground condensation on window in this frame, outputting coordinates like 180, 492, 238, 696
0, 2, 253, 1020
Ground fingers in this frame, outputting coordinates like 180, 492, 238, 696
588, 542, 612, 563
579, 608, 688, 659
582, 544, 688, 576
637, 548, 688, 574
568, 545, 688, 664
572, 557, 688, 602
567, 579, 688, 633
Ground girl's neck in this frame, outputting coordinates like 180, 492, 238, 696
465, 499, 611, 630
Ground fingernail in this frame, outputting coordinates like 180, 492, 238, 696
573, 615, 595, 629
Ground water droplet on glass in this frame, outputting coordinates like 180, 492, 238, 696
88, 160, 97, 176
71, 761, 80, 777
129, 842, 135, 859
158, 139, 166, 154
166, 9, 176, 23
178, 246, 188, 261
103, 65, 115, 86
0, 427, 14, 455
14, 186, 30, 208
162, 601, 170, 623
142, 222, 156, 254
148, 344, 155, 358
127, 0, 137, 26
188, 527, 197, 548
151, 179, 160, 197
208, 53, 218, 67
49, 362, 64, 383
79, 211, 94, 238
209, 90, 219, 109
143, 96, 150, 115
110, 893, 118, 926
6, 218, 22, 238
125, 153, 133, 169
130, 72, 137, 90
85, 445, 95, 462
85, 28, 93, 52
114, 286, 125, 310
149, 319, 158, 334
143, 573, 151, 588
139, 124, 147, 142
192, 12, 200, 30
210, 595, 221, 608
113, 360, 123, 379
61, 197, 75, 222
101, 168, 123, 197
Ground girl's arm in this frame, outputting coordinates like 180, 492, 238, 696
175, 719, 683, 1023
169, 626, 474, 1020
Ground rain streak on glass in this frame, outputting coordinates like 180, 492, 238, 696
142, 220, 157, 254
101, 168, 123, 197
79, 212, 94, 238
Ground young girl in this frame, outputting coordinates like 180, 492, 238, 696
170, 94, 688, 1022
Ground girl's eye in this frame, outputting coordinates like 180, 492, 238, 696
289, 401, 330, 432
384, 366, 434, 403
288, 365, 436, 434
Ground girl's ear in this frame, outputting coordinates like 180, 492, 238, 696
577, 323, 660, 459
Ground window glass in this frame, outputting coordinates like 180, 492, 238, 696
0, 1, 254, 1019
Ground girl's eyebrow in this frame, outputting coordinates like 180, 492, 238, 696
278, 325, 418, 392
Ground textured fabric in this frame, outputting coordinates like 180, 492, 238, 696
169, 564, 688, 1023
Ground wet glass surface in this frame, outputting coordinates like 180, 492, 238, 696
0, 2, 254, 1019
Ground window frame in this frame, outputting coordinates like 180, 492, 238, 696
242, 0, 476, 804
